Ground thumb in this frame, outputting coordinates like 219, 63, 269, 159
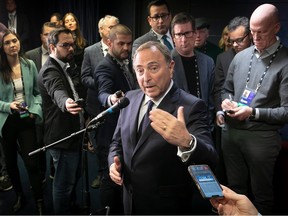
177, 106, 185, 124
114, 156, 121, 171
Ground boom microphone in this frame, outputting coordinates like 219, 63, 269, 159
91, 97, 130, 123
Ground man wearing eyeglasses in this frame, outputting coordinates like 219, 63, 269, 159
213, 16, 252, 185
25, 21, 59, 184
221, 4, 288, 214
194, 17, 222, 63
38, 27, 84, 214
132, 0, 173, 57
171, 12, 215, 138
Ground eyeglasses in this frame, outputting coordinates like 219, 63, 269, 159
57, 43, 75, 49
174, 31, 195, 39
149, 13, 170, 22
228, 33, 249, 45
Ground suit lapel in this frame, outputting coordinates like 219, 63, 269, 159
130, 91, 144, 148
172, 51, 189, 92
134, 84, 179, 153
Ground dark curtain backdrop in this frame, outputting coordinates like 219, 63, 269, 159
51, 0, 99, 47
0, 0, 287, 50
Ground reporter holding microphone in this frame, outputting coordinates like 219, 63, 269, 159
93, 24, 138, 214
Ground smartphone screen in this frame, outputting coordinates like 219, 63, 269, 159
188, 164, 223, 199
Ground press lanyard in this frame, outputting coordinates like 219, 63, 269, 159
246, 44, 282, 92
12, 71, 25, 98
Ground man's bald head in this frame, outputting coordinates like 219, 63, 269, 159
250, 4, 279, 28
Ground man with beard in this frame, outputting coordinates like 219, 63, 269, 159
132, 0, 174, 57
37, 27, 84, 214
93, 24, 138, 214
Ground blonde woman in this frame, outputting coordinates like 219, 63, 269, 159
218, 25, 232, 51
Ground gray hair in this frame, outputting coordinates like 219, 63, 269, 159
133, 41, 172, 64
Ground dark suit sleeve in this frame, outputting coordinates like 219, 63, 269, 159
93, 62, 114, 107
185, 98, 218, 170
81, 48, 96, 89
132, 38, 142, 59
108, 111, 124, 166
214, 55, 225, 112
42, 67, 70, 112
17, 13, 30, 51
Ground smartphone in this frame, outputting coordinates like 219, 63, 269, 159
188, 164, 223, 199
74, 98, 86, 107
224, 109, 235, 114
16, 102, 28, 111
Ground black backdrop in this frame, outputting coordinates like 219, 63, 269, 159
0, 0, 287, 51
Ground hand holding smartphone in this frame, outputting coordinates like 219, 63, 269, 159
188, 164, 223, 199
74, 98, 86, 107
223, 109, 235, 114
16, 102, 28, 111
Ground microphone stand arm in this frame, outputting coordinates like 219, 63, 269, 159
28, 121, 102, 156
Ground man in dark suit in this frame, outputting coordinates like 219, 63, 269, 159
26, 21, 58, 182
171, 12, 215, 133
109, 41, 218, 214
93, 24, 137, 214
81, 15, 119, 188
81, 15, 119, 118
5, 0, 30, 51
26, 22, 58, 72
132, 0, 174, 56
37, 27, 84, 214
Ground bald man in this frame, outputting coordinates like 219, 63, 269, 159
220, 4, 288, 214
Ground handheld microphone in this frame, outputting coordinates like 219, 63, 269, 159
91, 97, 130, 123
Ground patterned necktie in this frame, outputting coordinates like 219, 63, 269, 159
137, 100, 154, 140
122, 61, 134, 89
9, 14, 16, 32
162, 35, 173, 51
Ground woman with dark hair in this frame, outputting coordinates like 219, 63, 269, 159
0, 29, 44, 214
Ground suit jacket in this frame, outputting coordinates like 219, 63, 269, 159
37, 57, 82, 150
81, 41, 104, 116
4, 12, 30, 51
172, 49, 215, 131
195, 40, 222, 63
214, 48, 236, 112
108, 84, 218, 215
25, 46, 42, 72
132, 29, 159, 57
93, 53, 137, 146
0, 58, 42, 137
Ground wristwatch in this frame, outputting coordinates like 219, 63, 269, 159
185, 134, 194, 150
249, 108, 256, 120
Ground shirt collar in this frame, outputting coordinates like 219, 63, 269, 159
50, 54, 66, 70
143, 80, 173, 107
9, 12, 16, 16
101, 40, 109, 52
41, 46, 49, 55
151, 29, 172, 41
254, 37, 280, 59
